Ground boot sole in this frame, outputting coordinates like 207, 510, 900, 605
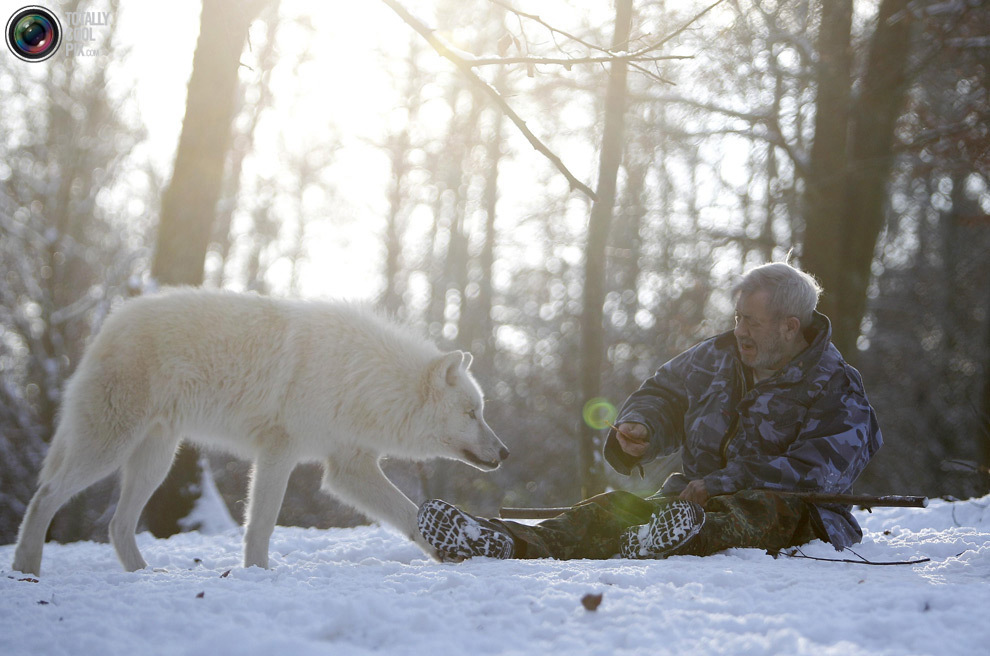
418, 499, 515, 560
620, 500, 705, 559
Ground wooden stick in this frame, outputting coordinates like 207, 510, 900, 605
782, 493, 929, 508
500, 493, 929, 519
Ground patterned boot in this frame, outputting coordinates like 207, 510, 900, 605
418, 499, 516, 561
619, 500, 705, 559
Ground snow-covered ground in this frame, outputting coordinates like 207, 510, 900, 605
2, 496, 988, 656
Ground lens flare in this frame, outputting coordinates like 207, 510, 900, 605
582, 398, 617, 431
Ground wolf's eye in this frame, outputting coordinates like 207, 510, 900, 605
467, 409, 477, 420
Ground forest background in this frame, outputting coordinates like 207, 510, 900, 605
1, 0, 988, 545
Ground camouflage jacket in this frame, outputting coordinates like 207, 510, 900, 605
603, 312, 883, 550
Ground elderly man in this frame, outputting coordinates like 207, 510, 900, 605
417, 262, 883, 560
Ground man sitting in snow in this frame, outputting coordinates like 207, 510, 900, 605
417, 261, 883, 561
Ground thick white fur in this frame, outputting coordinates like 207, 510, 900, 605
12, 288, 508, 575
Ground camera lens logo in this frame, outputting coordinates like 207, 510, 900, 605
6, 6, 62, 62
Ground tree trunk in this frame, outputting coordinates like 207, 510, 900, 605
466, 101, 505, 377
983, 280, 990, 493
380, 41, 423, 317
579, 0, 633, 498
801, 0, 913, 358
800, 0, 852, 325
381, 125, 410, 316
151, 0, 262, 286
144, 0, 263, 538
210, 4, 280, 287
835, 0, 913, 357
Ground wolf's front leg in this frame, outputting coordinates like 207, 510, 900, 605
243, 450, 296, 569
322, 450, 440, 559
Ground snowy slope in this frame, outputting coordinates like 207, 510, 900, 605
2, 496, 988, 656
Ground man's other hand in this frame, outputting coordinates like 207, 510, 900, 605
679, 479, 710, 505
615, 422, 649, 458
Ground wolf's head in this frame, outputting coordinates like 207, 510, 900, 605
423, 351, 509, 471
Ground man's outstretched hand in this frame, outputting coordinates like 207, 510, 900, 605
679, 479, 710, 505
615, 422, 649, 458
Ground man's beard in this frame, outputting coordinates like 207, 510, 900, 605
738, 329, 785, 371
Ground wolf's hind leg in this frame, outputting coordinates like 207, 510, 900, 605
12, 434, 120, 575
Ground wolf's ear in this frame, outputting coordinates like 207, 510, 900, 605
436, 350, 467, 387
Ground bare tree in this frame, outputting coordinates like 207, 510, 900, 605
209, 1, 282, 288
460, 95, 507, 376
144, 0, 268, 538
379, 39, 425, 317
801, 0, 852, 321
578, 0, 634, 497
802, 0, 915, 356
151, 0, 267, 287
0, 0, 145, 543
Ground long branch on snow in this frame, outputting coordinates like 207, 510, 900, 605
500, 493, 929, 519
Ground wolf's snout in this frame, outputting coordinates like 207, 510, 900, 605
460, 434, 509, 471
461, 449, 501, 471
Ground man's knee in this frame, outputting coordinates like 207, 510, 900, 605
688, 489, 817, 554
578, 490, 657, 525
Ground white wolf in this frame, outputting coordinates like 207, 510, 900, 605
12, 288, 508, 575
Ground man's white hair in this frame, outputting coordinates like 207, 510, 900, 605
732, 261, 823, 328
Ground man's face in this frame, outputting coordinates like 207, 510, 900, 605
733, 290, 787, 371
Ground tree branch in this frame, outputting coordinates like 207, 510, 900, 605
488, 0, 616, 56
466, 53, 693, 68
380, 0, 597, 200
630, 93, 810, 177
622, 0, 729, 57
488, 0, 727, 60
500, 493, 929, 519
487, 0, 725, 85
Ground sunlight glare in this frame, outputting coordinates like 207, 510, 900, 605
120, 0, 446, 300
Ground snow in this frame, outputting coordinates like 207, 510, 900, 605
2, 496, 989, 656
176, 459, 239, 536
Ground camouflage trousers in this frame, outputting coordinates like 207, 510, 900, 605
497, 489, 821, 560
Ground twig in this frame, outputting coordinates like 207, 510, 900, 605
625, 0, 728, 56
940, 459, 990, 475
488, 0, 615, 56
466, 54, 693, 67
488, 0, 725, 60
784, 546, 930, 567
380, 0, 596, 200
487, 0, 722, 85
